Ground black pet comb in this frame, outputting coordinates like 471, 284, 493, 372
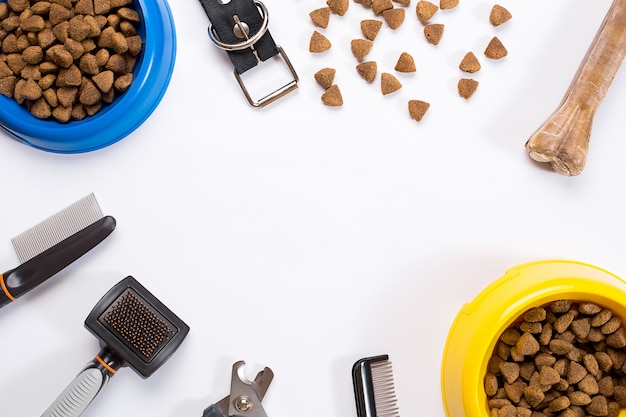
352, 355, 401, 417
41, 276, 190, 417
1, 193, 115, 309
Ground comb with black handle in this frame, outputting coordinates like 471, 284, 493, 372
41, 276, 190, 417
352, 355, 401, 417
1, 193, 115, 308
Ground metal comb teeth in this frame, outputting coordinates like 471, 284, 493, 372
100, 288, 176, 360
369, 359, 400, 417
352, 355, 401, 417
11, 193, 104, 263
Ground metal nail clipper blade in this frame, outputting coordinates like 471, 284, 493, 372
203, 361, 274, 417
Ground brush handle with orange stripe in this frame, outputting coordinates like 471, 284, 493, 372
0, 216, 115, 309
41, 349, 122, 417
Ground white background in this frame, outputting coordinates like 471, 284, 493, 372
1, 0, 625, 416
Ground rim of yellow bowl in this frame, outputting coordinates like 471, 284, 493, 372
441, 259, 626, 417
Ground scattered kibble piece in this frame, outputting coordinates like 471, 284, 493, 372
372, 0, 393, 15
309, 31, 332, 53
459, 51, 480, 73
326, 0, 349, 15
321, 84, 343, 106
408, 100, 430, 121
381, 72, 402, 95
309, 7, 331, 28
315, 68, 336, 89
416, 0, 438, 24
423, 23, 444, 45
440, 0, 458, 9
394, 52, 416, 73
361, 19, 383, 41
356, 61, 377, 81
484, 36, 507, 59
383, 8, 405, 30
305, 0, 509, 119
457, 78, 478, 99
489, 4, 511, 27
351, 39, 374, 61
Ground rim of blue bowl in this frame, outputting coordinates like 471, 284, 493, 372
0, 0, 176, 154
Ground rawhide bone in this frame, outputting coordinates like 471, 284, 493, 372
525, 0, 626, 176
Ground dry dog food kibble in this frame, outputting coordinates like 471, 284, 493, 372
356, 60, 377, 82
321, 84, 343, 106
490, 4, 512, 27
360, 19, 383, 41
351, 38, 373, 61
440, 0, 459, 10
416, 0, 438, 24
306, 1, 511, 121
309, 31, 332, 53
408, 99, 430, 122
424, 23, 444, 45
314, 67, 336, 89
326, 0, 348, 16
382, 8, 404, 30
486, 300, 626, 417
0, 0, 143, 122
381, 72, 402, 95
459, 52, 481, 73
485, 36, 508, 59
458, 78, 478, 99
310, 7, 331, 28
372, 0, 393, 15
394, 52, 416, 73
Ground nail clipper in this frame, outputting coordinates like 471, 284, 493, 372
202, 361, 274, 417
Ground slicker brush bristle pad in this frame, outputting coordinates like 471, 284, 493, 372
86, 276, 190, 378
100, 288, 176, 361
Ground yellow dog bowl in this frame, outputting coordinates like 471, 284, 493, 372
441, 259, 626, 417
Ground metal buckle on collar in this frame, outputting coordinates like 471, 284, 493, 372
207, 1, 298, 108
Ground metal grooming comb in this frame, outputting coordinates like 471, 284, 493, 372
41, 276, 190, 417
352, 355, 401, 417
0, 193, 115, 309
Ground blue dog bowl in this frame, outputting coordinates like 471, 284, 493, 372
0, 0, 176, 153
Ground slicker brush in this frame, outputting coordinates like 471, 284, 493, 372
41, 276, 190, 417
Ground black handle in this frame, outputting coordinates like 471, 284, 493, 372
0, 215, 116, 307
